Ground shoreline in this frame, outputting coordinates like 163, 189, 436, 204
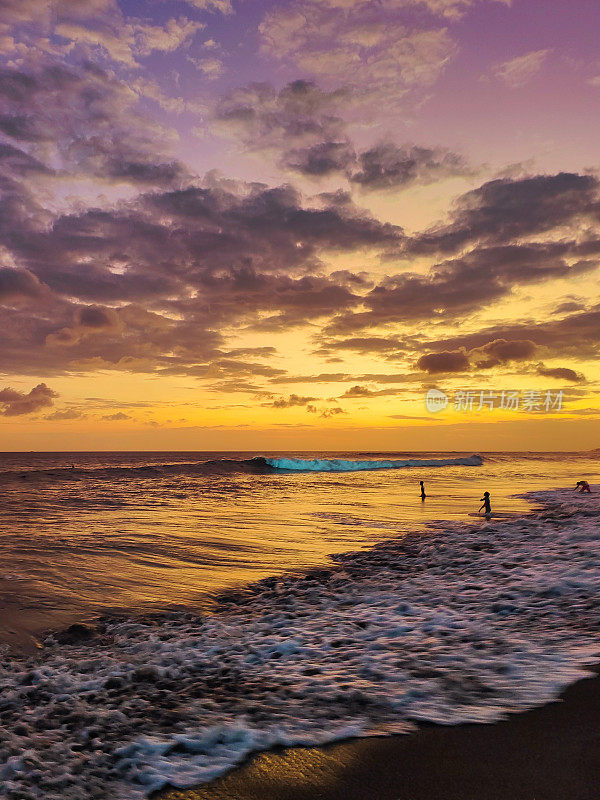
158, 665, 600, 800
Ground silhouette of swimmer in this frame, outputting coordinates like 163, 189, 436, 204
575, 480, 591, 493
419, 480, 426, 501
478, 491, 491, 515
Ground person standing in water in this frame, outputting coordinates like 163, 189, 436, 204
479, 491, 491, 515
419, 481, 426, 501
575, 480, 591, 493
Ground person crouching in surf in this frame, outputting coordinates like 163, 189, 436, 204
479, 491, 491, 515
575, 480, 591, 493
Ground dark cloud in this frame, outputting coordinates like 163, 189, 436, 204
6, 0, 596, 419
536, 365, 585, 383
563, 408, 600, 417
6, 163, 594, 386
315, 336, 405, 355
0, 1, 116, 28
102, 411, 131, 420
405, 172, 600, 256
192, 268, 363, 330
417, 350, 470, 374
327, 270, 373, 288
214, 80, 347, 155
144, 181, 401, 273
0, 268, 44, 300
221, 346, 278, 359
0, 22, 597, 409
270, 394, 316, 408
350, 143, 472, 190
470, 338, 537, 368
259, 2, 457, 105
0, 144, 52, 175
270, 373, 350, 385
0, 382, 57, 415
553, 300, 586, 315
354, 372, 425, 386
0, 168, 403, 375
340, 385, 400, 398
284, 140, 471, 189
282, 141, 356, 177
270, 371, 425, 387
77, 305, 118, 329
421, 307, 600, 360
45, 408, 87, 420
328, 240, 599, 332
417, 339, 572, 376
320, 406, 345, 418
0, 62, 187, 187
162, 358, 286, 380
215, 81, 470, 190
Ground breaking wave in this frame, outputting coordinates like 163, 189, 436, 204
0, 454, 483, 484
264, 455, 483, 471
1, 487, 599, 799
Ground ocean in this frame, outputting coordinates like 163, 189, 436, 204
0, 451, 599, 798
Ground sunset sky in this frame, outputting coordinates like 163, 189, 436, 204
0, 0, 599, 450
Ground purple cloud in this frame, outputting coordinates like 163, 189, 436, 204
404, 173, 599, 256
0, 382, 57, 415
536, 365, 585, 383
417, 350, 470, 373
350, 143, 473, 190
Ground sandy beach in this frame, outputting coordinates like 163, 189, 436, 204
159, 667, 600, 800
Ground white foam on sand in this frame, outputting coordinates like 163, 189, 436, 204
1, 487, 599, 799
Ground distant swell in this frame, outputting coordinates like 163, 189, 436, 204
0, 454, 483, 484
264, 455, 483, 472
0, 457, 269, 484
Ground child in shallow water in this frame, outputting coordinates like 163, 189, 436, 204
575, 480, 591, 493
478, 491, 491, 514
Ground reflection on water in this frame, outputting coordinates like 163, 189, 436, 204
0, 451, 597, 650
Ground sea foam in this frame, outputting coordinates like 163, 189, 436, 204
0, 487, 599, 799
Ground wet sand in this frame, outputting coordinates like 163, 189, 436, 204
159, 667, 600, 800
